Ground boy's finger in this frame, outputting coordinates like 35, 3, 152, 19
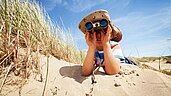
106, 25, 111, 36
93, 31, 96, 41
85, 32, 87, 38
101, 31, 104, 39
85, 32, 89, 40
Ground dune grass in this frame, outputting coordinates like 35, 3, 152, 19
0, 0, 85, 91
129, 57, 171, 76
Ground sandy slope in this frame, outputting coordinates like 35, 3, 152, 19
1, 55, 171, 96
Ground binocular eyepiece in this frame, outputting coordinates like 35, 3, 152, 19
85, 19, 109, 34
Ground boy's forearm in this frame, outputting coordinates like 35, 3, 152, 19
82, 47, 96, 76
103, 43, 120, 75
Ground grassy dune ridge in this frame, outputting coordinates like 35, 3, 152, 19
129, 56, 171, 76
0, 0, 85, 87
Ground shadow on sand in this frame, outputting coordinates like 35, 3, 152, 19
59, 65, 106, 84
59, 65, 87, 84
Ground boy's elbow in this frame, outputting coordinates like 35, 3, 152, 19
82, 72, 91, 76
106, 66, 120, 75
107, 69, 120, 75
81, 70, 92, 76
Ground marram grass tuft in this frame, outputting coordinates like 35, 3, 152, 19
0, 0, 85, 90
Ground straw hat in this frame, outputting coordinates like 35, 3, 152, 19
78, 10, 122, 42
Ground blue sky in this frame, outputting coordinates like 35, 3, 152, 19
37, 0, 171, 57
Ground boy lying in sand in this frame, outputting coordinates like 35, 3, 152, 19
78, 10, 125, 76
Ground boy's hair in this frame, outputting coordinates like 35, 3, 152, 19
78, 10, 122, 42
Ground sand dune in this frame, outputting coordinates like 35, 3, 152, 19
1, 55, 171, 96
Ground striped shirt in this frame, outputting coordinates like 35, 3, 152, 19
95, 41, 124, 65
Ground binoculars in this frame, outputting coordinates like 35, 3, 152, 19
85, 19, 109, 34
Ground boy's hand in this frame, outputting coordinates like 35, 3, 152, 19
101, 25, 113, 47
85, 32, 96, 50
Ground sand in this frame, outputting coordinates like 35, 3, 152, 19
1, 55, 171, 96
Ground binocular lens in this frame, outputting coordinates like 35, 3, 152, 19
85, 19, 108, 31
85, 22, 93, 30
100, 19, 108, 27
